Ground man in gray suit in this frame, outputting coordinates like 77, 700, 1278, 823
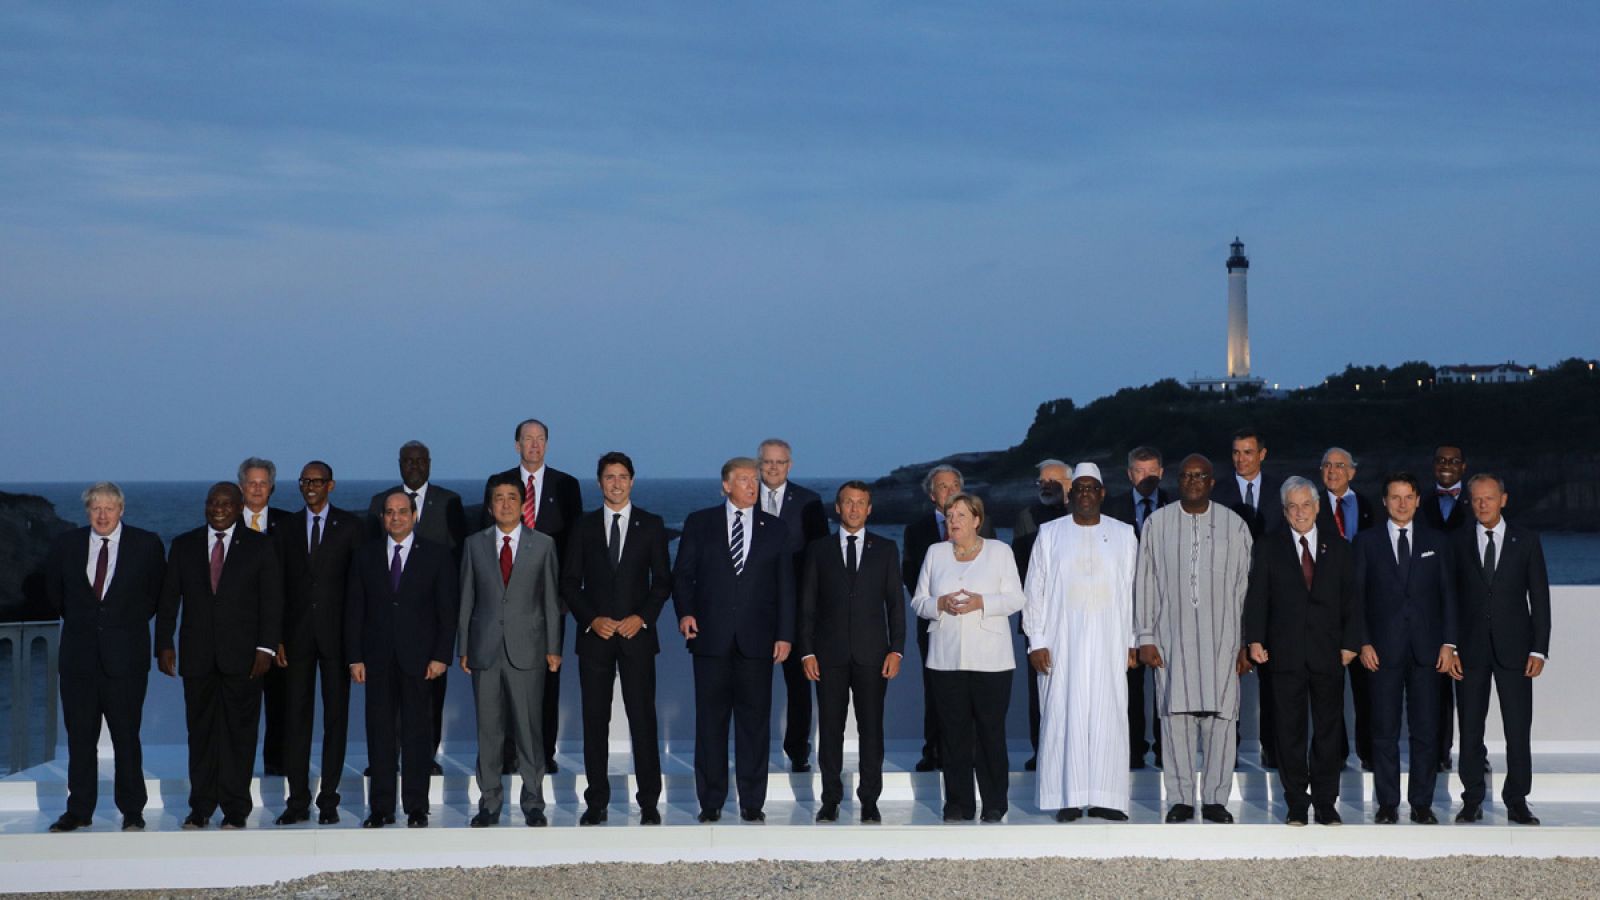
458, 473, 564, 827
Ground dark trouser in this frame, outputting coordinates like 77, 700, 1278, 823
365, 652, 433, 817
915, 618, 941, 762
1341, 662, 1373, 764
61, 672, 148, 821
1436, 673, 1456, 766
817, 660, 888, 806
261, 664, 288, 772
1026, 657, 1041, 758
932, 668, 1011, 818
1458, 660, 1534, 807
579, 649, 661, 811
1257, 662, 1279, 765
429, 669, 447, 760
282, 641, 351, 815
1128, 665, 1161, 764
183, 671, 262, 821
1270, 667, 1345, 813
781, 653, 814, 765
1371, 653, 1441, 810
692, 651, 774, 813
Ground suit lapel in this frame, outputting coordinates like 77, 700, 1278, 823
506, 525, 539, 595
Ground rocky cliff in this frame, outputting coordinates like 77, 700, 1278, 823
0, 492, 74, 622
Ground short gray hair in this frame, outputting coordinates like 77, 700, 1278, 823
1467, 472, 1506, 494
758, 438, 792, 454
1280, 475, 1319, 508
1035, 458, 1069, 471
921, 464, 964, 496
238, 457, 276, 487
81, 481, 125, 509
1320, 447, 1357, 469
721, 456, 759, 481
1127, 446, 1163, 468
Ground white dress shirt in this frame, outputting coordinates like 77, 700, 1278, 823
725, 500, 753, 568
839, 525, 864, 569
603, 502, 632, 556
494, 523, 522, 558
85, 524, 123, 590
386, 533, 416, 569
520, 465, 545, 516
210, 524, 273, 655
243, 505, 270, 532
1386, 518, 1414, 564
1292, 525, 1318, 560
304, 505, 329, 546
1475, 518, 1506, 566
407, 483, 431, 523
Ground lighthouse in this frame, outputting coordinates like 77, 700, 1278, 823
1226, 237, 1249, 378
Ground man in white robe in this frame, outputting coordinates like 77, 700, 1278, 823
1024, 463, 1139, 821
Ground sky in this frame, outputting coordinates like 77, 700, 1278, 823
3, 2, 1597, 481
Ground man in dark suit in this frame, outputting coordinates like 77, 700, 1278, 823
1316, 446, 1382, 770
238, 457, 294, 776
275, 461, 364, 826
1353, 471, 1460, 825
1453, 473, 1551, 826
155, 483, 284, 830
1212, 428, 1285, 768
1244, 476, 1360, 826
482, 418, 584, 773
44, 482, 166, 833
367, 440, 467, 774
901, 464, 992, 773
1420, 443, 1469, 772
459, 474, 563, 828
757, 438, 830, 772
562, 452, 673, 826
346, 489, 459, 828
799, 481, 905, 824
1103, 446, 1169, 770
673, 457, 795, 822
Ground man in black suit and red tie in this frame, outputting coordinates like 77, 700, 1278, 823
1316, 446, 1383, 771
274, 461, 364, 826
1420, 444, 1469, 773
44, 482, 166, 833
562, 452, 673, 826
346, 489, 459, 828
237, 457, 294, 776
1453, 473, 1551, 826
673, 457, 795, 823
156, 483, 284, 830
484, 418, 585, 773
1103, 446, 1170, 770
799, 481, 905, 824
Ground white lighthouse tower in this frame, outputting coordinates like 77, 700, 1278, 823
1226, 237, 1250, 378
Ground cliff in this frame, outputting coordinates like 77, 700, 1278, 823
0, 492, 74, 622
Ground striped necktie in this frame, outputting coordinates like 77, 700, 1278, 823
730, 510, 745, 575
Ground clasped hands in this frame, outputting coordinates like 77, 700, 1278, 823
591, 615, 646, 640
937, 590, 984, 615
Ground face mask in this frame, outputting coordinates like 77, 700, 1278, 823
1039, 481, 1065, 507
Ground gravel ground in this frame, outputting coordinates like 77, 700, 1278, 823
21, 857, 1600, 899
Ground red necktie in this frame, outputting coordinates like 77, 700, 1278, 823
209, 532, 226, 593
92, 538, 110, 601
1333, 496, 1347, 539
500, 535, 514, 586
1299, 535, 1316, 591
1437, 487, 1460, 498
522, 476, 538, 529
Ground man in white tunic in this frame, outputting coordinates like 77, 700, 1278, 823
1134, 454, 1253, 824
1024, 463, 1139, 822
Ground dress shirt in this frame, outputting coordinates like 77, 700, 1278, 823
519, 465, 544, 516
493, 523, 521, 559
304, 505, 329, 546
603, 502, 632, 556
210, 523, 273, 655
1326, 490, 1359, 538
1133, 490, 1159, 531
1292, 525, 1319, 560
763, 482, 787, 517
386, 533, 416, 571
1386, 518, 1414, 564
1435, 482, 1459, 519
934, 509, 947, 540
1474, 517, 1532, 656
725, 500, 754, 568
243, 505, 270, 532
1235, 474, 1263, 511
839, 525, 864, 569
407, 483, 431, 523
85, 524, 123, 589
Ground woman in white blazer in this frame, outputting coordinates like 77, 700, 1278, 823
912, 493, 1026, 822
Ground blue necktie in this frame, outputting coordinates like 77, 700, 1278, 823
730, 511, 745, 575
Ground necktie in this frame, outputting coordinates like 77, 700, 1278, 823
408, 491, 420, 521
938, 517, 947, 541
1333, 495, 1348, 539
499, 535, 514, 586
310, 514, 322, 553
250, 511, 262, 532
1139, 497, 1153, 536
846, 534, 858, 581
1482, 530, 1497, 579
1299, 535, 1315, 591
1438, 487, 1460, 498
730, 510, 745, 575
1438, 487, 1458, 519
1244, 482, 1256, 511
209, 532, 226, 593
767, 489, 779, 515
609, 512, 623, 568
390, 543, 404, 592
93, 537, 110, 601
1397, 527, 1411, 583
523, 476, 538, 529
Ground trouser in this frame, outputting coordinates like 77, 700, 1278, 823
1257, 661, 1279, 765
916, 618, 941, 762
61, 673, 148, 821
502, 658, 563, 769
781, 653, 814, 765
1436, 673, 1457, 766
1341, 663, 1373, 764
579, 649, 661, 810
1129, 665, 1161, 764
282, 643, 351, 814
1161, 712, 1236, 808
183, 671, 262, 821
692, 651, 774, 812
1026, 658, 1041, 758
365, 653, 433, 817
261, 663, 288, 772
472, 658, 546, 817
817, 660, 888, 806
1270, 668, 1344, 812
1458, 660, 1534, 807
931, 669, 1011, 818
1371, 654, 1442, 810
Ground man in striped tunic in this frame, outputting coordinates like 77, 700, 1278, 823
1134, 454, 1254, 824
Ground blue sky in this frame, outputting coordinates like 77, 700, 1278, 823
3, 2, 1597, 481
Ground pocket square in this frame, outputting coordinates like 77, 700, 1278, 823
1420, 550, 1436, 558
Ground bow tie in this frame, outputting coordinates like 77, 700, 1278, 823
1437, 487, 1460, 498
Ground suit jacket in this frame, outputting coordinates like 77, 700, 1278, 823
46, 525, 166, 678
345, 536, 459, 674
901, 508, 996, 595
240, 505, 294, 539
156, 526, 285, 677
1103, 487, 1173, 540
280, 505, 364, 659
769, 482, 829, 570
671, 504, 795, 658
1243, 527, 1361, 675
458, 525, 562, 670
1353, 522, 1458, 666
798, 530, 906, 667
562, 506, 673, 658
1420, 489, 1470, 533
366, 485, 468, 558
1212, 472, 1285, 540
1452, 521, 1552, 670
482, 466, 584, 573
1314, 488, 1381, 542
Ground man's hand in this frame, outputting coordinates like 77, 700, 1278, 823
349, 662, 366, 684
250, 649, 274, 678
882, 653, 901, 680
1340, 649, 1358, 667
1248, 642, 1269, 665
1029, 648, 1052, 675
591, 617, 618, 639
773, 640, 791, 664
157, 648, 177, 677
1360, 645, 1380, 672
547, 654, 562, 673
276, 643, 289, 668
1127, 649, 1139, 670
616, 615, 645, 639
679, 616, 698, 639
425, 660, 447, 680
460, 654, 472, 675
1235, 647, 1253, 676
1526, 655, 1546, 678
1436, 646, 1462, 679
802, 656, 820, 681
1138, 644, 1163, 669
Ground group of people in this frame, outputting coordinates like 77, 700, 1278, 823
40, 421, 1550, 833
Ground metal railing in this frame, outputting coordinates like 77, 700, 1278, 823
0, 622, 58, 775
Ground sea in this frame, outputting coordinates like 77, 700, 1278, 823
4, 478, 1598, 583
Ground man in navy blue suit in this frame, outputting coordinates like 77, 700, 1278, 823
673, 457, 796, 823
1354, 472, 1460, 825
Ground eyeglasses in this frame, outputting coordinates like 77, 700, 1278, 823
298, 478, 329, 487
1321, 462, 1352, 470
1434, 456, 1464, 466
1178, 472, 1213, 482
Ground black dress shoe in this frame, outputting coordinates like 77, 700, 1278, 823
860, 804, 881, 824
470, 812, 500, 828
220, 817, 247, 830
914, 757, 940, 772
1374, 805, 1399, 824
263, 764, 284, 777
1506, 803, 1541, 826
640, 807, 662, 825
1410, 807, 1438, 825
739, 807, 765, 823
407, 813, 428, 828
526, 810, 548, 827
1087, 807, 1129, 821
1261, 753, 1278, 770
318, 809, 340, 825
790, 760, 812, 773
1360, 758, 1373, 772
698, 808, 722, 823
943, 810, 975, 823
1055, 808, 1083, 822
502, 759, 519, 775
1152, 755, 1163, 770
429, 761, 443, 776
275, 809, 311, 826
1201, 804, 1234, 824
1313, 806, 1342, 826
48, 814, 90, 833
579, 807, 608, 826
1165, 804, 1195, 823
1024, 757, 1037, 772
1439, 755, 1453, 772
815, 803, 839, 823
1129, 758, 1146, 770
361, 814, 393, 829
182, 814, 209, 830
980, 809, 1006, 823
1286, 808, 1308, 827
1456, 804, 1483, 823
546, 759, 559, 774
